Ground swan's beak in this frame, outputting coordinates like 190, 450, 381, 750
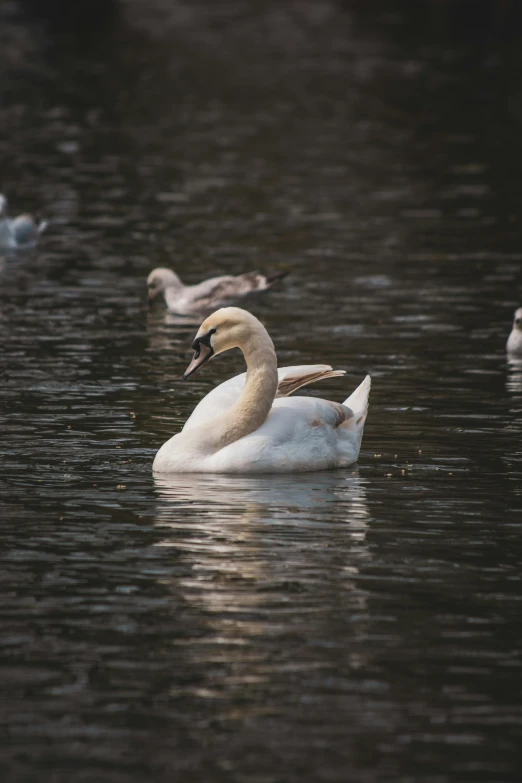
183, 341, 214, 379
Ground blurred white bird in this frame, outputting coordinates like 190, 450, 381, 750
147, 266, 287, 316
506, 307, 522, 357
0, 194, 47, 249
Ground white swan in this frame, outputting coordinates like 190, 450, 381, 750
147, 266, 286, 316
507, 308, 522, 357
0, 194, 47, 249
153, 307, 371, 474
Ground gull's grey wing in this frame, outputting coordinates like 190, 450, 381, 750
188, 270, 286, 309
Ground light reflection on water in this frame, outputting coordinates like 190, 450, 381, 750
1, 0, 522, 781
153, 471, 370, 628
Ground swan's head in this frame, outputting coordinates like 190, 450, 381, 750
0, 194, 7, 217
184, 307, 263, 379
513, 307, 522, 331
147, 267, 182, 301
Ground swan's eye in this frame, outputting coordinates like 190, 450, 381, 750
209, 328, 217, 336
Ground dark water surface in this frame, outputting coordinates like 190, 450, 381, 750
1, 1, 522, 781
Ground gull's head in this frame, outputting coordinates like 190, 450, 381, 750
147, 267, 182, 302
183, 307, 262, 379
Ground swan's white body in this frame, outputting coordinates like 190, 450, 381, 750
153, 308, 370, 474
507, 308, 522, 357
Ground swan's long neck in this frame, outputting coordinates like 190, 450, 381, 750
205, 329, 278, 450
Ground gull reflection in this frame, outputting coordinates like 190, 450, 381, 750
163, 311, 205, 326
147, 305, 206, 335
147, 309, 194, 345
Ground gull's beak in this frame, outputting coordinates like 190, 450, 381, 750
183, 341, 214, 379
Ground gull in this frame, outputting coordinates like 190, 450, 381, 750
0, 194, 47, 249
147, 266, 286, 316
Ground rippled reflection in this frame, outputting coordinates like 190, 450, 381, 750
153, 471, 372, 683
2, 0, 522, 781
154, 469, 369, 519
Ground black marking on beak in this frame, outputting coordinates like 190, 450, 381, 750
191, 328, 215, 351
183, 329, 216, 379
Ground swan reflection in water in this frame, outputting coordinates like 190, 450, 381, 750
152, 469, 370, 536
152, 470, 373, 685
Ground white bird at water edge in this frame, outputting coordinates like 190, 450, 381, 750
506, 307, 522, 357
0, 194, 47, 249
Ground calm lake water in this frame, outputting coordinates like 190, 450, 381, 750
1, 1, 522, 781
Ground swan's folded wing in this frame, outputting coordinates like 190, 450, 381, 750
208, 396, 359, 473
182, 364, 346, 432
276, 365, 345, 396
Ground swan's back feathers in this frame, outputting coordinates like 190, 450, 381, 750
319, 400, 352, 429
183, 364, 348, 432
182, 366, 371, 461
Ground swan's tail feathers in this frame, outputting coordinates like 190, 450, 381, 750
277, 365, 346, 397
344, 375, 371, 423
